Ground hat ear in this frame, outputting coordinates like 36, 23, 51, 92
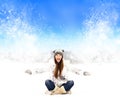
53, 50, 55, 53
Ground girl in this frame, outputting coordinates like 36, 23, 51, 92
45, 50, 74, 95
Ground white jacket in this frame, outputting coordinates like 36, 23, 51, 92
30, 60, 81, 86
49, 64, 69, 87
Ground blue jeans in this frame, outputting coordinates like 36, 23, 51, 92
45, 79, 74, 91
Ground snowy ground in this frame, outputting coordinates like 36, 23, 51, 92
0, 59, 120, 106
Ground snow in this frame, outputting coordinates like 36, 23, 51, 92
0, 59, 120, 106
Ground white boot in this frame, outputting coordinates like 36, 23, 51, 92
45, 85, 59, 95
52, 86, 66, 94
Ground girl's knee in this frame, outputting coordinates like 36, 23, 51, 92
68, 80, 74, 86
45, 79, 52, 86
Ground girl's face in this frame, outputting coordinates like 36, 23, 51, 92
55, 54, 62, 63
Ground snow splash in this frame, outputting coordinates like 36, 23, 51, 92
0, 1, 120, 63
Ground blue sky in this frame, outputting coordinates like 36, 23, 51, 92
1, 0, 120, 33
0, 0, 120, 52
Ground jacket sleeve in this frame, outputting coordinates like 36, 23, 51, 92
25, 63, 50, 75
65, 64, 82, 75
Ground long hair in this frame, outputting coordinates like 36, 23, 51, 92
54, 56, 64, 78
